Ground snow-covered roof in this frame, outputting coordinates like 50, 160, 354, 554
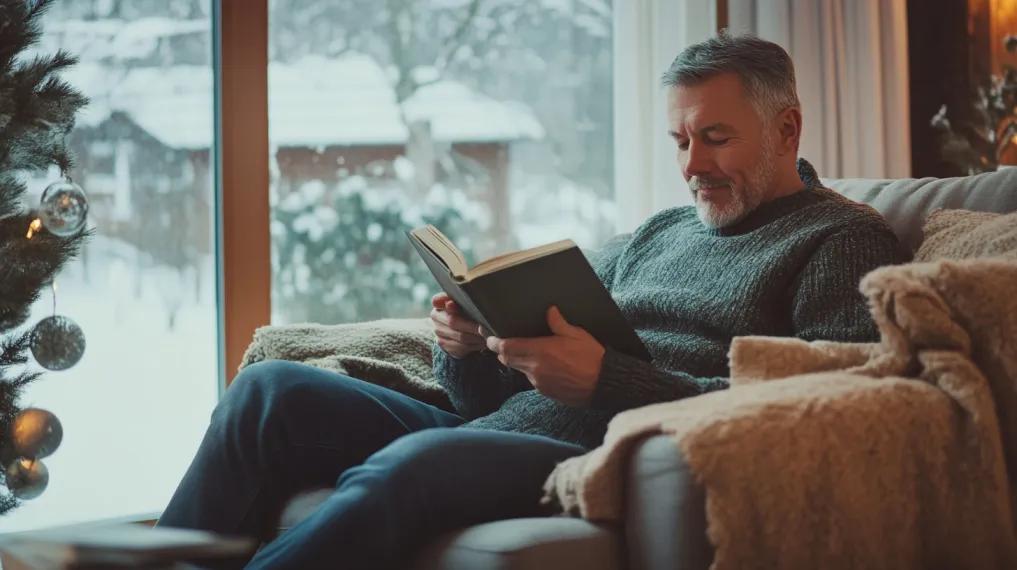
41, 18, 210, 63
61, 53, 544, 150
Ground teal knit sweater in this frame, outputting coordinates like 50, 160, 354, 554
432, 162, 907, 449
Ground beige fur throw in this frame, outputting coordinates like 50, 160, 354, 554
239, 318, 452, 412
543, 258, 1017, 569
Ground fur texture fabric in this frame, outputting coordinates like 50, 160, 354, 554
915, 209, 1017, 262
542, 258, 1017, 569
239, 318, 453, 412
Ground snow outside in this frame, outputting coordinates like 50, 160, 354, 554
2, 0, 615, 532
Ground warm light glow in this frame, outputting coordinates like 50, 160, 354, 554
25, 218, 41, 239
1009, 133, 1017, 145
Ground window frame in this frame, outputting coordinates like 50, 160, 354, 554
216, 0, 270, 390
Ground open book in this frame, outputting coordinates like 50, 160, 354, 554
408, 225, 651, 362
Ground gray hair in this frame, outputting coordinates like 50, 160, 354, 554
661, 32, 800, 123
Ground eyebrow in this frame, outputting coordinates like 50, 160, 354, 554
668, 123, 737, 139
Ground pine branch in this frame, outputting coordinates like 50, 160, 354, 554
0, 493, 16, 516
0, 370, 39, 423
0, 213, 89, 331
0, 173, 27, 219
0, 4, 87, 174
0, 330, 31, 367
26, 0, 56, 21
0, 0, 53, 73
0, 2, 34, 71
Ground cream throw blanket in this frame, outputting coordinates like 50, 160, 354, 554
543, 258, 1017, 569
239, 318, 452, 412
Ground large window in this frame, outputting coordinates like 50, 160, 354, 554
267, 0, 616, 324
0, 1, 218, 531
0, 0, 705, 533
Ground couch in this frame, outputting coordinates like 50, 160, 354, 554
278, 169, 1017, 570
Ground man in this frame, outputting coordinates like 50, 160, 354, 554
158, 33, 905, 569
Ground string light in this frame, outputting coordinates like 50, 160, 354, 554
25, 218, 42, 239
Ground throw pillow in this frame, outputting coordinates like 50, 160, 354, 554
914, 209, 1017, 262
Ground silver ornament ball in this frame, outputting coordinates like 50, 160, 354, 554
31, 315, 86, 371
4, 457, 48, 500
39, 180, 88, 237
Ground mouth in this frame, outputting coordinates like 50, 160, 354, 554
694, 185, 730, 201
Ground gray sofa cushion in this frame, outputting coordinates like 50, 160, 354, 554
411, 518, 623, 570
625, 435, 710, 570
823, 169, 1017, 253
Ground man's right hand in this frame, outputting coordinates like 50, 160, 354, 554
429, 292, 487, 359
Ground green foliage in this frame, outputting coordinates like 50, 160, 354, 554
931, 34, 1017, 174
272, 186, 478, 324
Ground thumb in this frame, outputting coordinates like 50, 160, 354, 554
547, 306, 580, 337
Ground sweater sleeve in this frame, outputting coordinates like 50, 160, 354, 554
790, 226, 908, 342
585, 231, 730, 412
590, 348, 729, 412
432, 343, 532, 420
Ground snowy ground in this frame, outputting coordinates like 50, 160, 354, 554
0, 237, 219, 533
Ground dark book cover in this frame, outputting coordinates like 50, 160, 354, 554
409, 235, 651, 362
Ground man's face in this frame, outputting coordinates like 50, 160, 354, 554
666, 73, 778, 228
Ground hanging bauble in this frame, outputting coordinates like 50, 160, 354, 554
11, 408, 62, 459
39, 180, 88, 237
4, 457, 48, 500
31, 315, 85, 370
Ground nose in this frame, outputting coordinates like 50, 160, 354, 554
681, 140, 713, 180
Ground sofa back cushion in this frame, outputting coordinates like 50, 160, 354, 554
822, 169, 1017, 253
914, 210, 1017, 262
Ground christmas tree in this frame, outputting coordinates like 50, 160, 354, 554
0, 0, 90, 514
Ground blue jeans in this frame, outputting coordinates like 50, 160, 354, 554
157, 360, 586, 569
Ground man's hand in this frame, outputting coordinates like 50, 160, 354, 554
485, 306, 605, 407
429, 292, 486, 359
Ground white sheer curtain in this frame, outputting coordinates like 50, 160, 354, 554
726, 0, 912, 179
613, 0, 719, 232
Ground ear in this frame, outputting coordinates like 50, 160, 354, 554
774, 106, 802, 156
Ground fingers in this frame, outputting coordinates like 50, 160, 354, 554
430, 307, 482, 337
434, 322, 486, 347
485, 336, 539, 361
430, 310, 486, 364
431, 292, 450, 309
429, 292, 474, 323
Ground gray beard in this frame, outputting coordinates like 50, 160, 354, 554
695, 143, 777, 229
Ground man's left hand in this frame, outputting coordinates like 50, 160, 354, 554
485, 306, 605, 407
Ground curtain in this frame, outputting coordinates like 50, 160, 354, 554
727, 0, 912, 179
613, 0, 719, 232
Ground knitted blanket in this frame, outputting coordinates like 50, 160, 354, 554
239, 318, 453, 412
543, 258, 1017, 569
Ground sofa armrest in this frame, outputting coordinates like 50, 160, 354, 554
625, 434, 711, 570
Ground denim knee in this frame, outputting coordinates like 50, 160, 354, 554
216, 360, 322, 422
364, 428, 480, 480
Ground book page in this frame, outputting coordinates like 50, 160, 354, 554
467, 239, 576, 280
410, 225, 468, 278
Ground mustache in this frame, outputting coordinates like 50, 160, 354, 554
689, 177, 732, 191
